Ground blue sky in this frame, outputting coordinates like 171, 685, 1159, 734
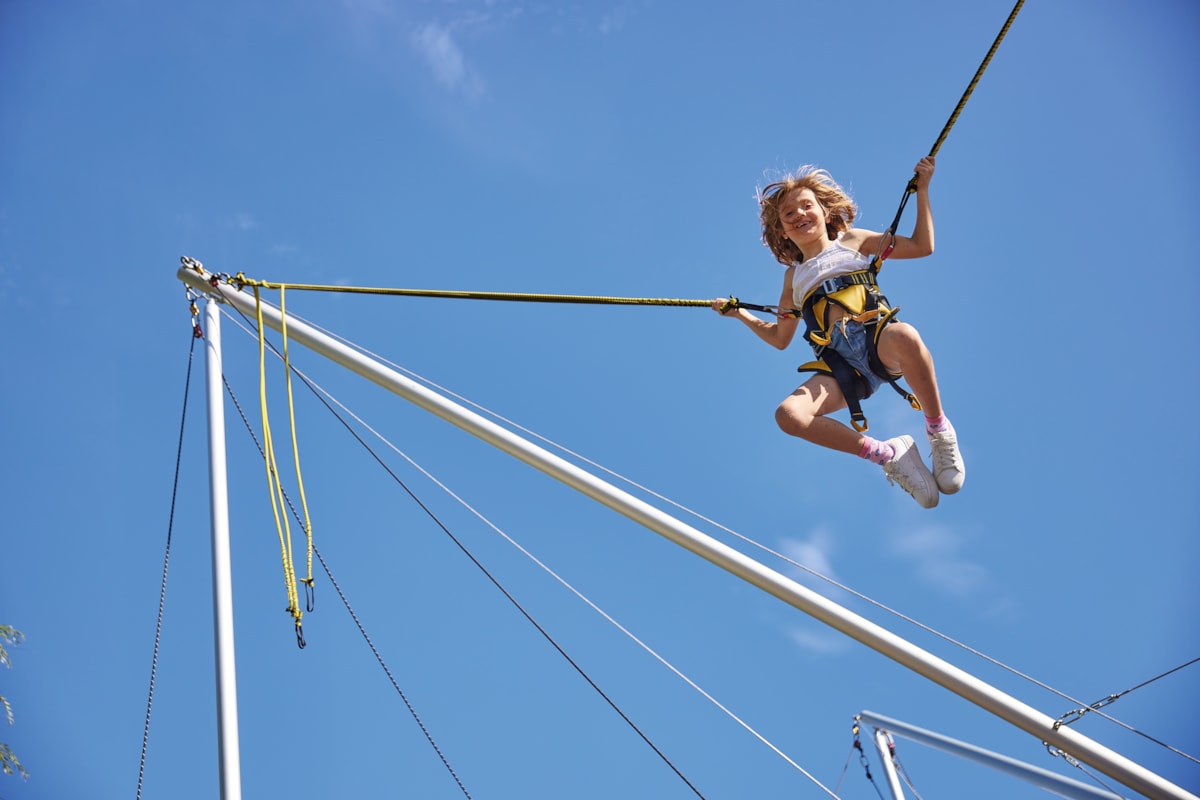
3, 1, 1199, 798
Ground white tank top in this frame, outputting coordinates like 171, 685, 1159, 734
791, 238, 872, 306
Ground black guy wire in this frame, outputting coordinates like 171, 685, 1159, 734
306, 387, 710, 800
136, 327, 198, 799
1121, 656, 1200, 699
219, 372, 474, 800
1056, 656, 1200, 766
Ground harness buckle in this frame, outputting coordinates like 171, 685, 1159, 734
819, 271, 875, 297
820, 277, 844, 296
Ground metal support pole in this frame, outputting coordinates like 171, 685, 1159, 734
858, 711, 1122, 800
873, 728, 906, 800
178, 264, 1195, 800
203, 297, 243, 800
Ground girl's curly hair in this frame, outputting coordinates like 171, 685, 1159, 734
758, 166, 857, 266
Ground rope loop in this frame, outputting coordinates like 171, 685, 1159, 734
303, 577, 315, 613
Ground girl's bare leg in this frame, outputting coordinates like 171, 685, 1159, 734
775, 374, 863, 454
877, 321, 964, 494
876, 322, 942, 417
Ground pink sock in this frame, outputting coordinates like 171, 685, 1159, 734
925, 414, 953, 435
859, 437, 896, 465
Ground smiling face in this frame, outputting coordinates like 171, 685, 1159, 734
759, 167, 857, 266
778, 187, 830, 247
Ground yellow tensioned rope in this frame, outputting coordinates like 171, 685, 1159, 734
873, 0, 1023, 265
926, 0, 1024, 161
233, 273, 713, 309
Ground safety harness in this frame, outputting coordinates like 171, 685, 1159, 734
796, 262, 921, 432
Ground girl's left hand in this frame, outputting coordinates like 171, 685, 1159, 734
913, 156, 936, 188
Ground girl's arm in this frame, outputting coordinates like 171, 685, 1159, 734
711, 266, 801, 350
848, 156, 936, 260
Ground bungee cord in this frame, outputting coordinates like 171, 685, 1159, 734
927, 0, 1026, 162
276, 287, 317, 615
871, 0, 1025, 268
253, 284, 311, 647
232, 271, 714, 309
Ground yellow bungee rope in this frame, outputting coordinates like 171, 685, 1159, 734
233, 273, 713, 308
254, 284, 314, 647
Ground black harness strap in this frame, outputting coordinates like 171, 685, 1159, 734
819, 347, 872, 432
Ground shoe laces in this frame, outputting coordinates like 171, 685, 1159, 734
883, 458, 924, 495
928, 431, 962, 469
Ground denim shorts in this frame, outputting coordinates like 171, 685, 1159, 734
825, 320, 891, 396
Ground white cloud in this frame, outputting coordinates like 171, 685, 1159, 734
598, 9, 628, 35
775, 531, 855, 655
332, 1, 486, 98
777, 528, 851, 606
230, 213, 257, 231
336, 2, 633, 99
780, 529, 837, 579
888, 525, 988, 599
788, 624, 852, 656
412, 23, 464, 87
411, 22, 484, 97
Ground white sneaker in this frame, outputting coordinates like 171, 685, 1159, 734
927, 429, 965, 495
882, 435, 939, 508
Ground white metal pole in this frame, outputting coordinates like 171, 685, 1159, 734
203, 296, 243, 800
858, 711, 1123, 800
873, 728, 907, 800
178, 265, 1195, 800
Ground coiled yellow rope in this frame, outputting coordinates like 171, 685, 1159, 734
254, 285, 314, 644
278, 287, 316, 607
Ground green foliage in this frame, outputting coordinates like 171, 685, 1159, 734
0, 625, 28, 780
0, 626, 22, 670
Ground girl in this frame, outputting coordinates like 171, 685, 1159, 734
713, 156, 963, 508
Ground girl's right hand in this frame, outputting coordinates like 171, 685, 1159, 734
711, 297, 736, 315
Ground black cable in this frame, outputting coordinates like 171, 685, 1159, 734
136, 327, 198, 799
219, 373, 475, 799
296, 366, 709, 799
